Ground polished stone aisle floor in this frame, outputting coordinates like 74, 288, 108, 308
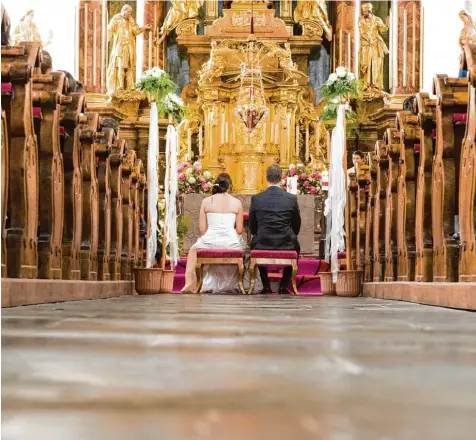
2, 295, 476, 440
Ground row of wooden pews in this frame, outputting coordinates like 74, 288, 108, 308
1, 43, 147, 292
348, 44, 476, 306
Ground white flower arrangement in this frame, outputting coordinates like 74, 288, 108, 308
157, 92, 185, 121
135, 66, 177, 103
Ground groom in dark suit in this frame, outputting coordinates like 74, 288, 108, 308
249, 164, 301, 294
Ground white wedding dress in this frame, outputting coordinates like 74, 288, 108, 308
184, 213, 262, 293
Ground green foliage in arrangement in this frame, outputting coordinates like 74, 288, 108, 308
135, 67, 177, 103
156, 93, 186, 121
320, 66, 361, 121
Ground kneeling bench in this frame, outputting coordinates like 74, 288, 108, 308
195, 249, 246, 294
249, 250, 299, 295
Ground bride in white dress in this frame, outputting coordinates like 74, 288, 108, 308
181, 173, 262, 293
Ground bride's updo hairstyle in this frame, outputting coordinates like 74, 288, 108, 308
212, 173, 232, 195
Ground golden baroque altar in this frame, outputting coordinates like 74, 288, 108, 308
176, 1, 328, 193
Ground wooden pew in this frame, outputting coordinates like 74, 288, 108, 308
395, 111, 419, 281
364, 153, 379, 282
415, 92, 436, 281
80, 112, 100, 280
131, 158, 145, 269
459, 44, 476, 282
356, 164, 370, 272
348, 171, 358, 271
1, 43, 41, 278
372, 140, 388, 282
109, 138, 126, 280
432, 75, 468, 282
1, 111, 9, 277
384, 129, 400, 281
121, 149, 135, 280
61, 93, 86, 280
32, 71, 72, 279
96, 125, 114, 281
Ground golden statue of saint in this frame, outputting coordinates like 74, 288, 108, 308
11, 10, 43, 46
458, 10, 476, 71
358, 3, 389, 92
293, 0, 332, 41
158, 0, 204, 44
107, 4, 151, 95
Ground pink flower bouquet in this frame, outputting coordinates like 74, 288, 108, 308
280, 164, 322, 195
177, 161, 214, 195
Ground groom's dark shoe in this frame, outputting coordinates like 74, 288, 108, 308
260, 287, 273, 294
278, 285, 291, 295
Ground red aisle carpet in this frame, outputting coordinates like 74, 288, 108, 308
168, 258, 326, 294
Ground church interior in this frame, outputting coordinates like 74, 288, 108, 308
1, 1, 476, 438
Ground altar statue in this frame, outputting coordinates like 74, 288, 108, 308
158, 0, 204, 44
11, 10, 42, 46
458, 10, 476, 76
294, 0, 332, 41
107, 4, 151, 95
358, 3, 389, 94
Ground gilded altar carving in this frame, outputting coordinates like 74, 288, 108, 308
176, 18, 199, 37
158, 0, 204, 43
232, 11, 266, 27
294, 0, 332, 41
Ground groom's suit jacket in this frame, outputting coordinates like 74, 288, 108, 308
249, 186, 301, 252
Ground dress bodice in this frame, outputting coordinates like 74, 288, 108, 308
206, 212, 236, 231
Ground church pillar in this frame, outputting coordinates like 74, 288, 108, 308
143, 0, 166, 71
391, 0, 421, 94
332, 1, 357, 74
205, 0, 219, 30
79, 0, 107, 93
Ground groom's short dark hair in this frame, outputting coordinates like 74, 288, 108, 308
266, 164, 282, 184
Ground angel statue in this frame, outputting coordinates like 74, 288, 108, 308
11, 10, 44, 46
294, 0, 333, 41
157, 0, 204, 44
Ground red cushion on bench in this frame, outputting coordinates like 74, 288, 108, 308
337, 251, 346, 259
1, 83, 13, 94
453, 113, 467, 124
197, 249, 245, 258
250, 250, 298, 259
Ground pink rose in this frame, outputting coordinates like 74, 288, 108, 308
199, 177, 205, 183
290, 168, 297, 176
187, 187, 193, 193
317, 173, 322, 179
181, 162, 189, 169
193, 161, 202, 171
304, 181, 310, 188
310, 187, 317, 194
201, 182, 209, 191
178, 173, 185, 181
300, 173, 307, 180
177, 166, 183, 173
311, 173, 318, 179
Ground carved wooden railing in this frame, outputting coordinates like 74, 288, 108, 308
348, 44, 476, 286
1, 42, 147, 284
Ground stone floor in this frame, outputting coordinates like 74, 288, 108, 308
2, 295, 476, 440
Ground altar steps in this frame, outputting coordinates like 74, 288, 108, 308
169, 258, 326, 294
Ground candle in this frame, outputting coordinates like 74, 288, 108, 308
220, 111, 225, 144
305, 124, 309, 162
198, 125, 203, 157
187, 128, 192, 161
232, 121, 236, 144
295, 124, 299, 157
315, 121, 320, 157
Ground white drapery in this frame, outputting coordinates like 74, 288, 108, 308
324, 104, 347, 283
164, 123, 179, 268
146, 102, 159, 268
